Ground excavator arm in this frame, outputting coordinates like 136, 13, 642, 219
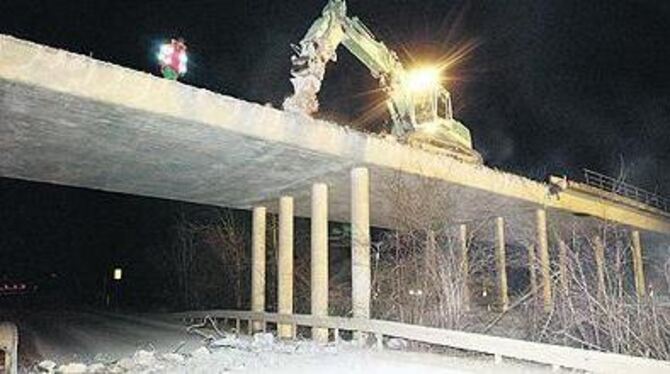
283, 0, 412, 135
283, 0, 481, 163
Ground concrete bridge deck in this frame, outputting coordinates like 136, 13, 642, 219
0, 34, 668, 237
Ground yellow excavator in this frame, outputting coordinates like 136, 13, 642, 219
283, 0, 482, 164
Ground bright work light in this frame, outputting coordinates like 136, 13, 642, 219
157, 39, 188, 79
405, 67, 441, 92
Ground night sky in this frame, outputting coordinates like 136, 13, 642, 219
0, 0, 669, 304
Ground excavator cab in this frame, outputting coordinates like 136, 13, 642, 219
411, 89, 437, 125
410, 87, 453, 125
404, 81, 476, 161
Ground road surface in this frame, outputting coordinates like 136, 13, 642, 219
15, 309, 202, 368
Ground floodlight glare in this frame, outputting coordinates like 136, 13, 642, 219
405, 67, 441, 92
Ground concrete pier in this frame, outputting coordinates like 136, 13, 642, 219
278, 196, 294, 339
593, 235, 606, 301
311, 183, 329, 343
459, 224, 470, 309
630, 230, 646, 300
557, 239, 570, 296
251, 206, 266, 332
495, 217, 509, 311
527, 244, 538, 303
536, 209, 552, 311
351, 167, 371, 341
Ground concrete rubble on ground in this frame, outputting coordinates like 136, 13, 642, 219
31, 330, 559, 374
34, 332, 340, 374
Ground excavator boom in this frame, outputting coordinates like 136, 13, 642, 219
283, 0, 481, 163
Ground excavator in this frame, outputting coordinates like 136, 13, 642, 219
283, 0, 482, 164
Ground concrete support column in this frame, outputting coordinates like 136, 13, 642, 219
557, 239, 570, 297
593, 235, 606, 301
351, 168, 371, 329
311, 183, 329, 343
495, 217, 509, 311
425, 230, 437, 275
630, 230, 646, 300
527, 244, 538, 301
251, 206, 266, 332
278, 196, 294, 339
459, 224, 470, 310
536, 209, 552, 312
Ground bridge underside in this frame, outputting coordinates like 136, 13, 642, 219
0, 34, 668, 243
0, 78, 604, 243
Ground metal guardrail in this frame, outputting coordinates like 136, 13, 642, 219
583, 169, 670, 212
173, 310, 670, 374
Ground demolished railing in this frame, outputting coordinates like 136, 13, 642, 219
173, 309, 670, 374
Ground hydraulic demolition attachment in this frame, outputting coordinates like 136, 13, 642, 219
283, 0, 482, 163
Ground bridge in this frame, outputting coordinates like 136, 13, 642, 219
1, 35, 670, 372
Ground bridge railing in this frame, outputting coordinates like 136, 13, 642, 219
583, 168, 670, 212
172, 309, 670, 374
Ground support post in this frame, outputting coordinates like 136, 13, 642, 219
311, 183, 329, 343
557, 239, 570, 297
251, 206, 266, 332
536, 209, 552, 312
459, 224, 470, 310
495, 217, 509, 311
0, 322, 18, 374
593, 235, 606, 301
351, 167, 371, 343
527, 244, 538, 302
424, 230, 437, 293
630, 230, 646, 300
278, 196, 294, 339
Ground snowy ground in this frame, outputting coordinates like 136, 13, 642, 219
17, 311, 556, 373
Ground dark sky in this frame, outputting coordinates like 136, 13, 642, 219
1, 0, 669, 191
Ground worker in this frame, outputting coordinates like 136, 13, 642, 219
157, 38, 188, 80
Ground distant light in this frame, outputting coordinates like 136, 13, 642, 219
408, 289, 423, 296
405, 67, 441, 92
113, 268, 123, 281
157, 40, 188, 77
157, 44, 174, 65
